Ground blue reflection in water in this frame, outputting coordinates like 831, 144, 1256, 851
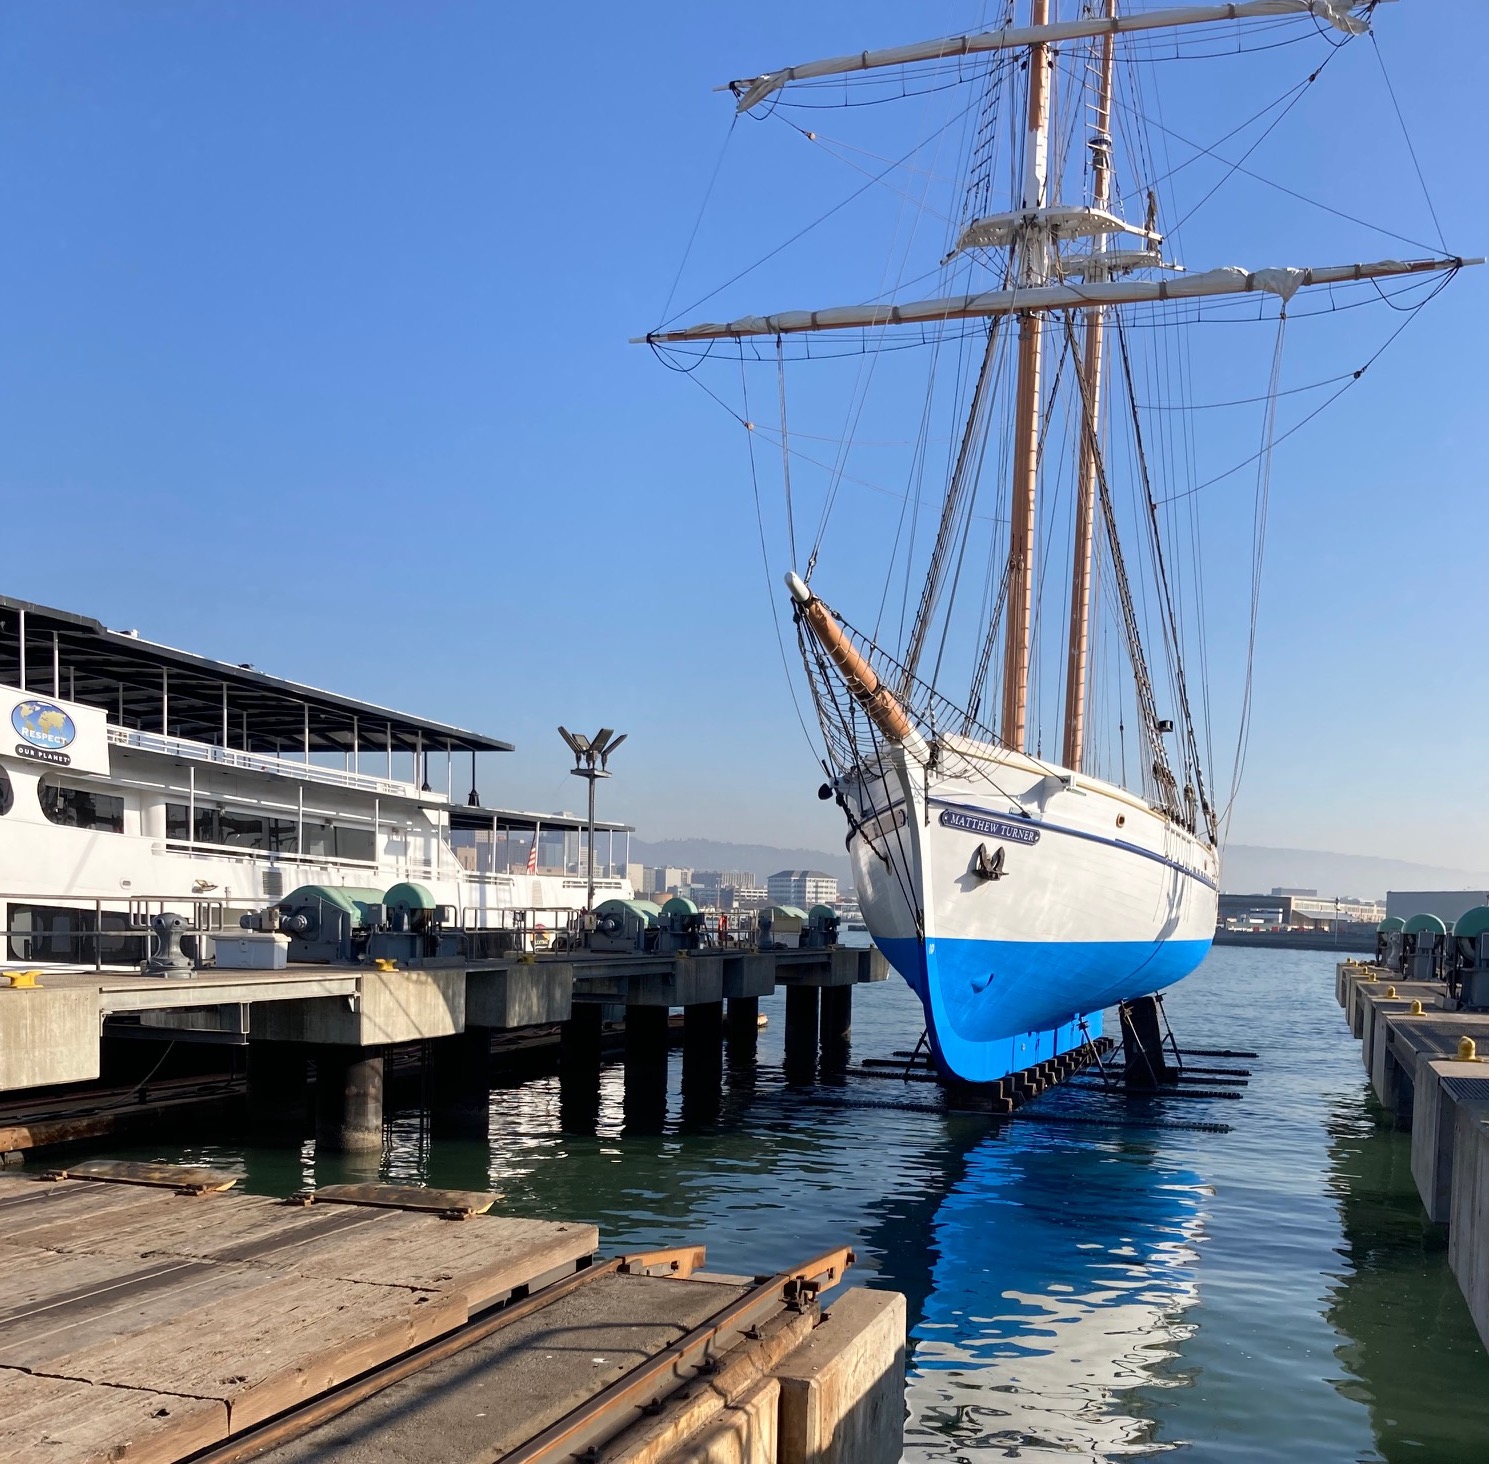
887, 1125, 1204, 1458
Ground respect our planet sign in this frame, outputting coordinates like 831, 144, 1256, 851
0, 685, 110, 775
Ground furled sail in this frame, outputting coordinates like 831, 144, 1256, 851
726, 1, 1384, 111
638, 256, 1471, 343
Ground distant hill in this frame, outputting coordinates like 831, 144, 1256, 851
631, 834, 1488, 902
1217, 845, 1489, 901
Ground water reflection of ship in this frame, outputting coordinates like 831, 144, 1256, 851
1324, 1098, 1489, 1463
859, 1117, 1207, 1460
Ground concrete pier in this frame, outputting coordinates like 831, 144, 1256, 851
1336, 960, 1489, 1350
313, 1047, 384, 1153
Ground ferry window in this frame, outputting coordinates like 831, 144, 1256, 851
166, 803, 298, 852
217, 809, 270, 849
298, 822, 373, 862
302, 822, 334, 858
7, 903, 138, 964
337, 826, 375, 862
0, 766, 11, 816
40, 784, 124, 834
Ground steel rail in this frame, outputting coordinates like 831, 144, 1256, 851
497, 1245, 855, 1464
180, 1246, 706, 1464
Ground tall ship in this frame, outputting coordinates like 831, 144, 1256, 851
638, 1, 1474, 1081
0, 594, 631, 966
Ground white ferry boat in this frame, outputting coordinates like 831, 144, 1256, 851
0, 595, 631, 966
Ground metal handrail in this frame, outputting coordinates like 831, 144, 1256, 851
107, 726, 419, 799
0, 891, 238, 972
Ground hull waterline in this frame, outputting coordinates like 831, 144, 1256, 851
846, 737, 1218, 1083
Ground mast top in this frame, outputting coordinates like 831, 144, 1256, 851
723, 1, 1387, 113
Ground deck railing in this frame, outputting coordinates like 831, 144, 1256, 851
107, 726, 421, 799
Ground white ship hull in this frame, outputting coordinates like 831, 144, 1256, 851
845, 733, 1217, 1082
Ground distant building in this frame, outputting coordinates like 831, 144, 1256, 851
1384, 890, 1489, 926
767, 869, 838, 907
1218, 892, 1383, 929
640, 866, 690, 898
685, 869, 758, 906
720, 884, 769, 912
1271, 887, 1317, 898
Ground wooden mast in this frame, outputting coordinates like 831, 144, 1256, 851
1061, 0, 1118, 772
1000, 0, 1053, 754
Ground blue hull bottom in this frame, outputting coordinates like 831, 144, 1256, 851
877, 934, 1213, 1084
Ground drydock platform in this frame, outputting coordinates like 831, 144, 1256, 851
1337, 961, 1489, 1352
0, 1163, 904, 1464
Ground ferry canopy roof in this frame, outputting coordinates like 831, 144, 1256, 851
0, 595, 513, 756
450, 804, 633, 835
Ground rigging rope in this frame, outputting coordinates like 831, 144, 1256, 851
776, 337, 799, 572
1220, 314, 1287, 835
1109, 312, 1212, 837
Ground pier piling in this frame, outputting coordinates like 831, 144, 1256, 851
246, 1040, 308, 1140
314, 1046, 385, 1153
784, 985, 820, 1082
624, 1005, 671, 1132
820, 985, 853, 1072
727, 995, 761, 1059
430, 1026, 493, 1138
560, 1001, 605, 1071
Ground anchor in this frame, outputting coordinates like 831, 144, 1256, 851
971, 843, 1006, 881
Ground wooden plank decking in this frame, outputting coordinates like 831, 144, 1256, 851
0, 1174, 598, 1464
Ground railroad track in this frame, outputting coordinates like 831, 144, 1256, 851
183, 1243, 855, 1464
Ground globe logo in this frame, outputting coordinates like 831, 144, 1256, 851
12, 700, 77, 751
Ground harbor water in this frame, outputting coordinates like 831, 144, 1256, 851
92, 946, 1489, 1461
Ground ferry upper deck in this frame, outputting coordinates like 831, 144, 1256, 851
0, 595, 631, 940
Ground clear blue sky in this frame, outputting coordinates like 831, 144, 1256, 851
0, 3, 1482, 868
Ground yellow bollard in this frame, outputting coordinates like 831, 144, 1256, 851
2, 970, 42, 989
1409, 999, 1424, 1015
372, 957, 398, 973
1458, 1036, 1480, 1063
1385, 985, 1397, 999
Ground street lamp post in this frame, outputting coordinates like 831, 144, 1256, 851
558, 726, 626, 910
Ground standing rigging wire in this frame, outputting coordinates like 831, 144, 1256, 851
1111, 310, 1211, 831
1369, 31, 1446, 254
1167, 40, 1350, 237
1219, 313, 1287, 835
737, 346, 822, 760
776, 338, 799, 573
656, 116, 738, 328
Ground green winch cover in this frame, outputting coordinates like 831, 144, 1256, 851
281, 885, 386, 923
1452, 906, 1489, 941
596, 898, 660, 926
1376, 916, 1406, 933
383, 881, 436, 911
660, 896, 699, 918
1403, 912, 1447, 936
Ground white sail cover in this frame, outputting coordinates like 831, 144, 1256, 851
638, 256, 1470, 343
728, 1, 1384, 111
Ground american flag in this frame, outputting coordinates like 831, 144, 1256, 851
526, 836, 538, 875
